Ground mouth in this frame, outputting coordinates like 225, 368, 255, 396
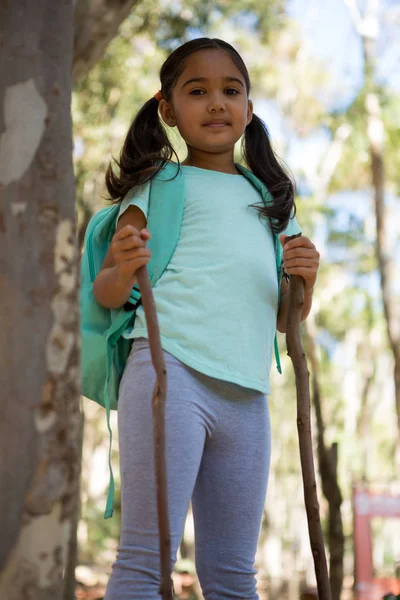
202, 121, 230, 128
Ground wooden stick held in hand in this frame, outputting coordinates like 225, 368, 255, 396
136, 266, 173, 600
285, 234, 331, 600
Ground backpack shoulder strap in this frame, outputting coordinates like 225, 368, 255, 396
147, 162, 184, 284
124, 162, 185, 308
81, 205, 119, 285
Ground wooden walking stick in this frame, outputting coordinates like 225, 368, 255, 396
136, 265, 173, 600
285, 234, 331, 600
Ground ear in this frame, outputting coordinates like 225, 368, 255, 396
159, 99, 176, 127
246, 99, 253, 126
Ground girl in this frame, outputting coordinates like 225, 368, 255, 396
94, 38, 319, 600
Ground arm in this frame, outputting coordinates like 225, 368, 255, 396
276, 234, 319, 333
92, 205, 151, 309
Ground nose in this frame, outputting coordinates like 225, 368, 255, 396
210, 105, 225, 113
208, 92, 226, 113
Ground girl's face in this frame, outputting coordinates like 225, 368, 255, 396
160, 49, 253, 159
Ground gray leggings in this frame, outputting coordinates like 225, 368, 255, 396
105, 339, 271, 600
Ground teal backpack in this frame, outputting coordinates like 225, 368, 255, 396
80, 161, 284, 518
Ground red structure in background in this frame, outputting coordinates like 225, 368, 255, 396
353, 486, 400, 600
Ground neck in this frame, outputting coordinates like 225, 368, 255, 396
182, 147, 239, 174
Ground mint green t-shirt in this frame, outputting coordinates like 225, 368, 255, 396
118, 166, 301, 394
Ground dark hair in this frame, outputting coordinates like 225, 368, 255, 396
106, 37, 295, 232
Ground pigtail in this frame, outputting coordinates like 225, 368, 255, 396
243, 113, 295, 233
106, 97, 179, 203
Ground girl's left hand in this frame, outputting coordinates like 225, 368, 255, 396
280, 234, 320, 292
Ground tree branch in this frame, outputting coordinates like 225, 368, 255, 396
286, 234, 331, 600
136, 266, 173, 600
73, 0, 140, 82
314, 124, 352, 205
343, 0, 363, 31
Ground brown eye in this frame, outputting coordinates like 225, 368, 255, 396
225, 88, 240, 95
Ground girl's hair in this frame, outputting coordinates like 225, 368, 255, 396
106, 37, 295, 232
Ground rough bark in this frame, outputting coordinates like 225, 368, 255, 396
0, 2, 81, 599
285, 253, 331, 600
305, 323, 345, 600
63, 412, 84, 600
77, 198, 94, 252
73, 0, 140, 82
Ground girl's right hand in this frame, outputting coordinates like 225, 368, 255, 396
110, 225, 151, 282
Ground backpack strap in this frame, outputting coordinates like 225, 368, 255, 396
104, 343, 115, 519
123, 162, 185, 308
274, 232, 284, 374
103, 308, 137, 518
147, 162, 184, 284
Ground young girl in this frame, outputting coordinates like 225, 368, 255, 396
94, 37, 319, 600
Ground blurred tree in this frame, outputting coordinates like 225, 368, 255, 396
0, 2, 81, 600
343, 0, 400, 459
73, 0, 140, 81
72, 0, 288, 82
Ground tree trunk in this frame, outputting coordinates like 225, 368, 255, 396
0, 2, 81, 599
364, 85, 400, 441
346, 0, 400, 460
63, 413, 84, 600
73, 0, 140, 82
305, 323, 345, 600
356, 332, 376, 482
